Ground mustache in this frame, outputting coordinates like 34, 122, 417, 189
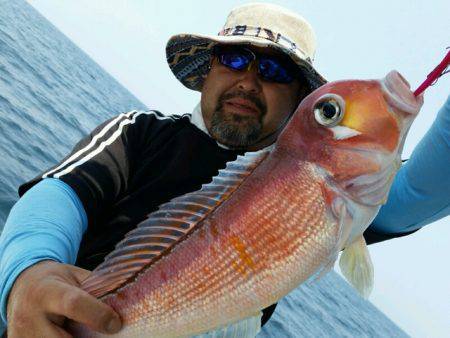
217, 91, 267, 116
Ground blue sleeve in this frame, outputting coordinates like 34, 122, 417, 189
0, 178, 87, 326
371, 95, 450, 234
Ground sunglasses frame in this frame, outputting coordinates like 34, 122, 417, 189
212, 45, 300, 84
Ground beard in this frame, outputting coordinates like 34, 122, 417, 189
209, 110, 262, 148
209, 92, 266, 149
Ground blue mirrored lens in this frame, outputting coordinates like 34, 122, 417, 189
258, 58, 294, 83
219, 52, 251, 71
215, 47, 295, 83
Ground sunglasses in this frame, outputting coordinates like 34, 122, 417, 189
213, 45, 299, 84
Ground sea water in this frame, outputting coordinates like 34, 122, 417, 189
0, 1, 408, 337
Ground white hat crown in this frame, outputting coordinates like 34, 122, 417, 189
222, 3, 317, 60
166, 2, 326, 92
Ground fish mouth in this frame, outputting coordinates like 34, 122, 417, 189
381, 70, 423, 116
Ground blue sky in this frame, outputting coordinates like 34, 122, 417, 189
27, 1, 449, 337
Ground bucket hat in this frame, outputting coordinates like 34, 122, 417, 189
166, 2, 326, 92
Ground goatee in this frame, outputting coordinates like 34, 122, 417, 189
210, 92, 266, 148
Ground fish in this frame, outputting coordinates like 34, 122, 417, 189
68, 70, 423, 337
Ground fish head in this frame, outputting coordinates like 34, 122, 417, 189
278, 70, 422, 204
276, 71, 423, 298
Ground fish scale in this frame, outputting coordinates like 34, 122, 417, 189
69, 72, 422, 337
92, 158, 338, 338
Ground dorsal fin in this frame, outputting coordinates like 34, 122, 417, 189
81, 149, 270, 298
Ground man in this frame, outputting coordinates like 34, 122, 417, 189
1, 3, 448, 337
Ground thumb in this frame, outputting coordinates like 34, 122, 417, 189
67, 265, 93, 285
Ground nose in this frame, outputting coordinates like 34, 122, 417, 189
237, 62, 262, 93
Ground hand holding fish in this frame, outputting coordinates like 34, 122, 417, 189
6, 260, 122, 338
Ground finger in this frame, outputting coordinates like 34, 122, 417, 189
8, 315, 72, 338
48, 322, 74, 338
66, 265, 92, 284
44, 282, 122, 334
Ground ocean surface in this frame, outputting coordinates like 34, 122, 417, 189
0, 1, 408, 337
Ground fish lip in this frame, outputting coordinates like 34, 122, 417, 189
380, 70, 423, 116
225, 98, 260, 115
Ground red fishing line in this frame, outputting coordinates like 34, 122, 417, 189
413, 50, 450, 97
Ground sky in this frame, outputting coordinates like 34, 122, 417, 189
27, 1, 450, 337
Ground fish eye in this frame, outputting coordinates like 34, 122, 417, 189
313, 94, 345, 127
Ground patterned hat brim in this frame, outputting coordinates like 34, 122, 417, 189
166, 33, 327, 92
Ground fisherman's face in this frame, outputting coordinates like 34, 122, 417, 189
201, 45, 308, 151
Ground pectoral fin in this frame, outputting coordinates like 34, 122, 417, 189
339, 235, 374, 298
192, 312, 262, 338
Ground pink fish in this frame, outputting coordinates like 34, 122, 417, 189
68, 70, 423, 337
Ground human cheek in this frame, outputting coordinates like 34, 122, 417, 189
202, 79, 222, 112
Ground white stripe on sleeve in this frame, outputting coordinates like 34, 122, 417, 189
42, 111, 137, 178
52, 111, 173, 179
